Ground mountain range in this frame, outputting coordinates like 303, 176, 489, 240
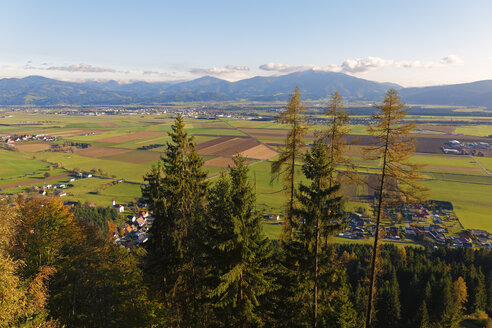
1, 70, 492, 108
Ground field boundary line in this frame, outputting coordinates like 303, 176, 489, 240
469, 155, 491, 175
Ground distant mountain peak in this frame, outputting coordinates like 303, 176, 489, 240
0, 73, 490, 107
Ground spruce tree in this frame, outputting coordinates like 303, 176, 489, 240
374, 269, 401, 328
207, 156, 275, 327
293, 138, 344, 327
440, 277, 461, 328
142, 114, 208, 326
416, 300, 430, 328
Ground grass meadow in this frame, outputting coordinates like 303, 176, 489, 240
1, 112, 491, 238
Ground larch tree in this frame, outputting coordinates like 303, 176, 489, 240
142, 114, 208, 326
271, 86, 308, 234
363, 89, 426, 327
323, 91, 353, 186
321, 91, 357, 246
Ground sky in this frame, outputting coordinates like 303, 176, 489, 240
1, 0, 491, 87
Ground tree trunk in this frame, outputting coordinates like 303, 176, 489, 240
365, 110, 391, 328
314, 212, 320, 328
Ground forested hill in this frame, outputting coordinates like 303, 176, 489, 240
1, 71, 492, 107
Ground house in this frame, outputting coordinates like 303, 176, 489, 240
478, 237, 488, 245
442, 148, 460, 154
116, 205, 124, 213
405, 228, 415, 235
459, 235, 473, 243
135, 232, 148, 243
433, 218, 443, 224
127, 215, 137, 223
447, 140, 461, 147
471, 229, 489, 239
138, 210, 149, 218
136, 216, 146, 227
69, 178, 76, 182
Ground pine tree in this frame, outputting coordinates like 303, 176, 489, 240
466, 266, 487, 314
142, 114, 208, 326
320, 272, 358, 328
207, 156, 275, 327
374, 269, 401, 328
440, 277, 461, 328
416, 300, 431, 328
271, 86, 308, 233
363, 89, 426, 327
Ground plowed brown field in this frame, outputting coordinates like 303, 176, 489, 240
198, 137, 260, 156
14, 142, 51, 152
204, 157, 236, 168
76, 146, 131, 158
240, 144, 277, 160
95, 131, 163, 143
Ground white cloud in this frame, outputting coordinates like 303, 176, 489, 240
224, 65, 250, 71
189, 65, 251, 79
312, 64, 342, 72
260, 55, 465, 75
259, 62, 311, 73
190, 67, 231, 75
46, 64, 121, 73
440, 54, 464, 65
340, 57, 392, 73
23, 62, 127, 74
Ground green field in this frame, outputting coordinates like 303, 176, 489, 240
455, 125, 492, 136
0, 149, 51, 179
1, 111, 491, 238
423, 180, 492, 232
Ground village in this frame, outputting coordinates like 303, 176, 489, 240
109, 197, 492, 250
1, 133, 57, 146
111, 200, 154, 247
338, 201, 492, 249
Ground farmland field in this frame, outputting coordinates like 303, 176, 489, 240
0, 111, 491, 239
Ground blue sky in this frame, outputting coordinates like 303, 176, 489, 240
1, 0, 491, 86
